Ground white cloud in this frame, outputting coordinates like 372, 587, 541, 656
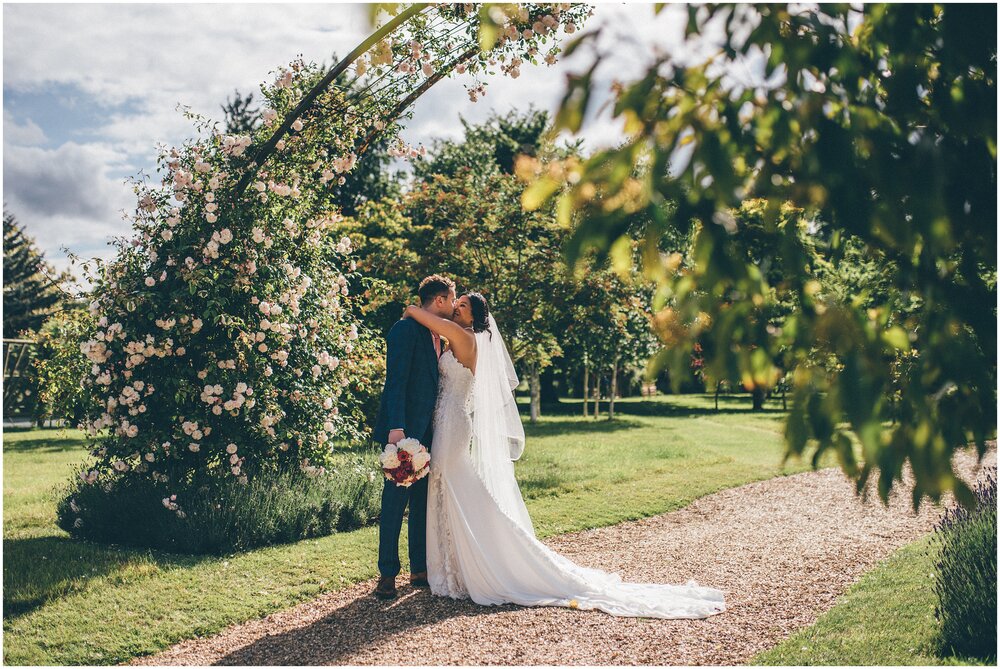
2, 2, 716, 291
3, 141, 136, 287
3, 142, 132, 219
3, 110, 47, 146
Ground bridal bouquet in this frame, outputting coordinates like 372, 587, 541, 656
380, 438, 430, 487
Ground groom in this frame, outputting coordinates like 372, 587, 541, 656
371, 274, 456, 600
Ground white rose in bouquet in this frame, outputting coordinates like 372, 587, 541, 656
396, 437, 421, 455
410, 450, 430, 471
379, 443, 401, 470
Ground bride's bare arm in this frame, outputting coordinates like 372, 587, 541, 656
403, 305, 474, 346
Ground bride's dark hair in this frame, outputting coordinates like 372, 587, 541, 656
466, 292, 491, 336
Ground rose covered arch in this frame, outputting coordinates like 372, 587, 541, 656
74, 4, 593, 512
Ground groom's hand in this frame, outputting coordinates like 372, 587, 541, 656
388, 429, 405, 444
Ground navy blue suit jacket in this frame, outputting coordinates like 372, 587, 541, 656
372, 318, 439, 448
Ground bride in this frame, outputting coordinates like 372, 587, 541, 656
401, 293, 726, 619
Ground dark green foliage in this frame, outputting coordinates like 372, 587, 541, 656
327, 134, 402, 218
413, 107, 553, 180
543, 3, 998, 506
3, 207, 70, 338
33, 304, 99, 425
931, 467, 997, 660
57, 455, 382, 555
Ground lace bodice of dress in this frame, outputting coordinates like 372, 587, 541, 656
433, 349, 475, 426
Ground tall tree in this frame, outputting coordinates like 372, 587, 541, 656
406, 110, 576, 421
563, 261, 657, 419
414, 107, 552, 180
406, 167, 570, 422
3, 207, 70, 338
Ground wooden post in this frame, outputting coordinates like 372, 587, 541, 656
582, 353, 589, 418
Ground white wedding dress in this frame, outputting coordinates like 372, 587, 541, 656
425, 331, 727, 619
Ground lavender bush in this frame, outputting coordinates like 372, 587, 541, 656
930, 466, 996, 660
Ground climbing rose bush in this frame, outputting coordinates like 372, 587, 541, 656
78, 81, 378, 495
70, 3, 592, 523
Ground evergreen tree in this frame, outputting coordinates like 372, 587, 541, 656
3, 207, 69, 338
221, 90, 261, 135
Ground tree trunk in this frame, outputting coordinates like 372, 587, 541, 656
715, 381, 721, 411
609, 357, 618, 421
582, 355, 589, 418
593, 377, 601, 419
529, 364, 541, 423
751, 386, 766, 412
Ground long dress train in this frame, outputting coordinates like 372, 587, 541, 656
426, 350, 726, 619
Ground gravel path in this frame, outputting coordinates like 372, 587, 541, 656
133, 446, 995, 666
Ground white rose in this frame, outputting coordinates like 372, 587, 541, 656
379, 444, 400, 469
411, 451, 430, 471
396, 438, 420, 455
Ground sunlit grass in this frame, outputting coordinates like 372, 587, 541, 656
4, 392, 823, 665
751, 535, 991, 666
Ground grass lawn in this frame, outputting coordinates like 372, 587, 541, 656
4, 392, 825, 665
751, 534, 991, 666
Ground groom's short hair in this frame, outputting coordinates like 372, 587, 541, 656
418, 274, 455, 304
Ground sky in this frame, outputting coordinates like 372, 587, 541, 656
2, 2, 736, 291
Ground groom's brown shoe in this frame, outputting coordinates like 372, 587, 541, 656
373, 575, 397, 600
409, 571, 429, 588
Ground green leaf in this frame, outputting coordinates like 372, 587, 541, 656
477, 5, 499, 52
521, 176, 561, 212
561, 29, 601, 59
882, 326, 910, 351
554, 61, 598, 134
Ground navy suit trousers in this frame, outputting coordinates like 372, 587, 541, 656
377, 424, 433, 577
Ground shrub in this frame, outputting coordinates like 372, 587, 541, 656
930, 466, 996, 660
57, 452, 381, 555
34, 306, 101, 425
